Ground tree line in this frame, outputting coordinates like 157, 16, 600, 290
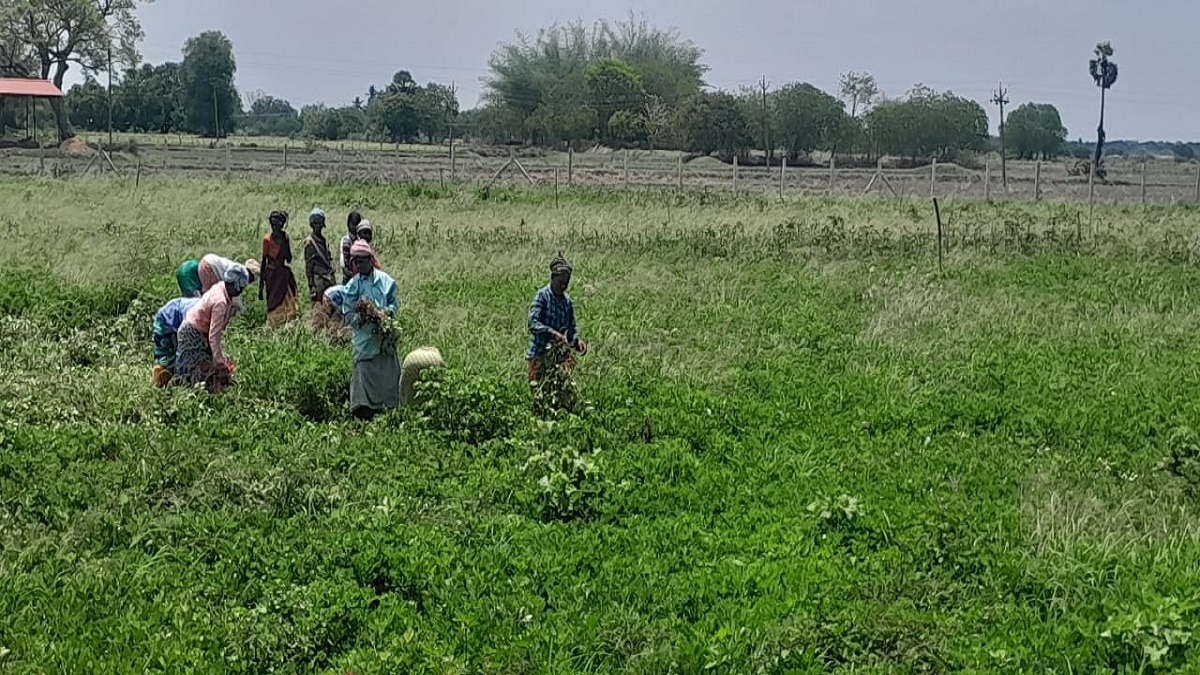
5, 4, 1072, 162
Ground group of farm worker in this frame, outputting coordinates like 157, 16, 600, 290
151, 208, 588, 418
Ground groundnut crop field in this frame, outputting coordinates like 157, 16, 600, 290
3, 176, 1200, 673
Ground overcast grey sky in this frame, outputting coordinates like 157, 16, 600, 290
126, 0, 1200, 141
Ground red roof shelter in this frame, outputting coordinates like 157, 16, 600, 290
0, 78, 63, 141
0, 78, 64, 98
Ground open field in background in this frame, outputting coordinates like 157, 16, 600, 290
4, 176, 1200, 672
4, 134, 1200, 205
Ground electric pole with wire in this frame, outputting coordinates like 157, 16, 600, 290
760, 76, 770, 164
991, 82, 1009, 189
106, 43, 113, 146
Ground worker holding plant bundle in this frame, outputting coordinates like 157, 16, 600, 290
527, 252, 588, 392
174, 264, 251, 393
259, 209, 298, 327
303, 208, 336, 307
341, 239, 400, 419
151, 296, 200, 387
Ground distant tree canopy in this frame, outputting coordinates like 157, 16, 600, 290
67, 63, 186, 134
1005, 103, 1067, 160
180, 31, 239, 137
481, 16, 706, 145
53, 17, 1095, 164
241, 91, 302, 136
866, 85, 989, 161
365, 71, 459, 144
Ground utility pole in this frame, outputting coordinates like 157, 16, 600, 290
212, 84, 220, 139
448, 80, 456, 180
106, 44, 113, 146
760, 76, 771, 164
991, 82, 1009, 189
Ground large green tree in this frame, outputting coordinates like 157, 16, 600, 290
241, 90, 300, 136
180, 31, 238, 137
366, 71, 460, 143
483, 16, 706, 144
774, 82, 846, 160
866, 85, 987, 161
584, 58, 645, 141
682, 91, 751, 160
2, 0, 149, 142
837, 71, 879, 154
1005, 103, 1067, 160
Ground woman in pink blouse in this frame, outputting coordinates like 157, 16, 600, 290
174, 264, 251, 392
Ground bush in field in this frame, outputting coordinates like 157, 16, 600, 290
522, 444, 606, 522
412, 369, 521, 446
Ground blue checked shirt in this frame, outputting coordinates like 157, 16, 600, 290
527, 285, 579, 360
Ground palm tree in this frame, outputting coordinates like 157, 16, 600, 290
1088, 42, 1118, 179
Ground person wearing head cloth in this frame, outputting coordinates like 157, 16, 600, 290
175, 259, 203, 298
527, 251, 588, 390
340, 211, 363, 284
176, 255, 259, 298
175, 264, 250, 393
341, 239, 400, 418
303, 208, 336, 308
259, 209, 298, 328
151, 296, 201, 387
314, 283, 349, 334
355, 220, 382, 269
199, 254, 259, 294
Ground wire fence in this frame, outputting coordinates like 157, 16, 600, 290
5, 137, 1200, 205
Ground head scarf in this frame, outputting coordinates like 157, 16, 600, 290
310, 208, 326, 225
243, 259, 261, 280
350, 239, 375, 263
550, 251, 572, 277
224, 263, 251, 295
269, 210, 289, 228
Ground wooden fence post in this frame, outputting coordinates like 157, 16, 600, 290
732, 154, 738, 192
162, 137, 168, 169
984, 162, 991, 202
677, 152, 683, 191
225, 143, 231, 179
38, 141, 45, 175
567, 147, 574, 187
829, 155, 836, 194
554, 168, 560, 209
283, 143, 288, 170
1034, 160, 1041, 201
1194, 165, 1199, 203
780, 157, 786, 199
1140, 161, 1147, 205
338, 144, 345, 180
930, 158, 937, 198
623, 148, 629, 188
450, 141, 457, 181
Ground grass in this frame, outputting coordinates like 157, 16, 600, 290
3, 176, 1200, 672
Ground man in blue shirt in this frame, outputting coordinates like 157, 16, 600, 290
341, 240, 400, 419
527, 252, 588, 387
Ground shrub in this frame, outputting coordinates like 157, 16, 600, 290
522, 445, 607, 522
413, 369, 521, 446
